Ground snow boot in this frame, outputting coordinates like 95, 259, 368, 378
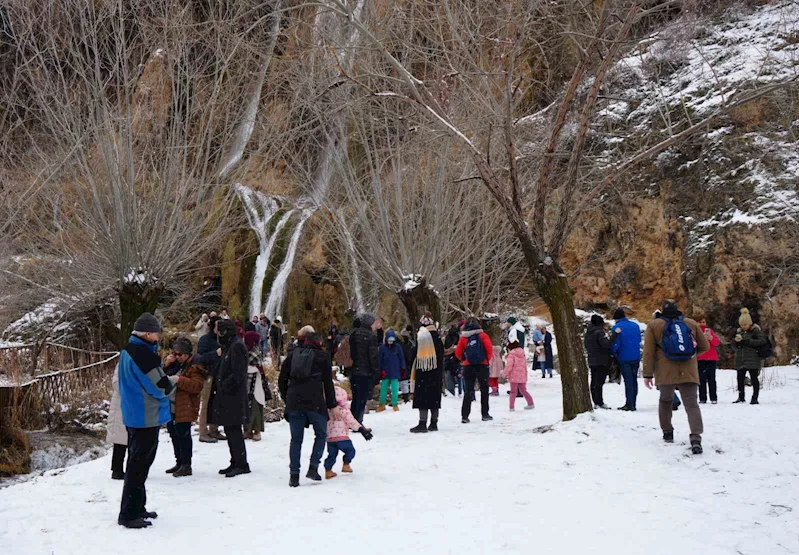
118, 518, 152, 529
252, 432, 262, 441
165, 464, 180, 474
306, 465, 322, 481
112, 471, 125, 480
325, 469, 337, 480
482, 415, 493, 422
244, 431, 253, 440
428, 420, 438, 432
691, 440, 703, 455
199, 435, 218, 444
173, 465, 192, 477
393, 405, 400, 412
225, 465, 251, 478
342, 463, 353, 473
289, 473, 300, 488
663, 431, 674, 443
524, 404, 535, 410
410, 422, 428, 433
218, 464, 234, 475
376, 404, 386, 413
209, 429, 227, 441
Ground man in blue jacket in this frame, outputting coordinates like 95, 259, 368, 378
611, 308, 642, 411
117, 313, 174, 529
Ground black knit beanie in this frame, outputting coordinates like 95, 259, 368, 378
612, 308, 626, 320
134, 312, 161, 333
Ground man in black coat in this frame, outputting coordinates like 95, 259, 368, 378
196, 316, 225, 443
348, 313, 380, 423
584, 314, 613, 409
208, 320, 250, 477
278, 328, 337, 487
270, 317, 284, 359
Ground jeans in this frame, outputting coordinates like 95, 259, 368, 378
698, 360, 717, 402
462, 365, 490, 419
119, 426, 159, 523
111, 443, 127, 474
619, 360, 640, 409
350, 374, 373, 423
324, 440, 356, 470
287, 411, 328, 473
589, 366, 608, 407
379, 378, 399, 406
223, 425, 249, 468
658, 384, 703, 442
166, 421, 193, 465
737, 369, 760, 401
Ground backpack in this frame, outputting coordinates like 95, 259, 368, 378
659, 316, 696, 361
465, 333, 486, 364
290, 347, 318, 380
334, 335, 353, 368
757, 335, 773, 360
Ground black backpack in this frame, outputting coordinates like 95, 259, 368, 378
290, 347, 318, 380
757, 336, 774, 360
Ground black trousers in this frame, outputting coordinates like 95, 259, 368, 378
119, 426, 159, 523
698, 360, 718, 402
224, 425, 249, 468
737, 369, 760, 401
111, 443, 127, 473
167, 421, 193, 465
462, 365, 490, 419
590, 366, 608, 407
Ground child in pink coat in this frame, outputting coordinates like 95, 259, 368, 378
503, 342, 534, 410
324, 386, 373, 479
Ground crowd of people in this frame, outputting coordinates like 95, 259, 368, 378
107, 299, 772, 529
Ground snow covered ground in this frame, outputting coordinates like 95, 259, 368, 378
2, 366, 798, 555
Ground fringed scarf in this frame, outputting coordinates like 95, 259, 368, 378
414, 325, 438, 371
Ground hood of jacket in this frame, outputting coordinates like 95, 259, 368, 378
461, 324, 484, 338
385, 329, 398, 343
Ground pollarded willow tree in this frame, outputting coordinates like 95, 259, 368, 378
317, 0, 798, 419
1, 0, 286, 345
320, 106, 526, 325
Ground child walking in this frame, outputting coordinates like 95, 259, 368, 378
503, 341, 534, 411
325, 386, 373, 479
377, 329, 406, 412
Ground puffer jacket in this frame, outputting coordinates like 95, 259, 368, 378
489, 346, 504, 378
327, 386, 362, 442
164, 357, 207, 423
507, 322, 526, 348
118, 335, 173, 429
378, 332, 406, 380
642, 314, 710, 385
349, 325, 379, 379
734, 325, 768, 370
503, 347, 528, 383
105, 365, 127, 445
455, 324, 494, 367
611, 318, 642, 362
697, 325, 721, 361
584, 325, 612, 367
278, 340, 337, 417
208, 336, 249, 427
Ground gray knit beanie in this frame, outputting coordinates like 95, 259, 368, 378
358, 312, 376, 329
134, 312, 161, 333
172, 337, 193, 355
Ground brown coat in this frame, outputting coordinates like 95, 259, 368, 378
642, 316, 710, 386
174, 359, 208, 423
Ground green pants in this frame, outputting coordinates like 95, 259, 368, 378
245, 402, 264, 434
379, 378, 399, 406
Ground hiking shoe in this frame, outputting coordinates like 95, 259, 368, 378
325, 469, 337, 480
306, 466, 322, 481
244, 432, 253, 440
165, 464, 180, 474
461, 417, 470, 424
663, 432, 674, 443
482, 415, 493, 422
428, 421, 438, 432
711, 400, 718, 405
252, 432, 262, 441
225, 465, 251, 478
173, 465, 192, 478
118, 518, 152, 529
691, 440, 703, 455
393, 405, 400, 412
342, 463, 353, 473
289, 473, 300, 488
376, 404, 386, 413
410, 422, 428, 433
199, 436, 218, 444
209, 430, 227, 441
111, 471, 125, 480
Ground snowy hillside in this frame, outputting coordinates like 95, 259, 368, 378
2, 366, 797, 555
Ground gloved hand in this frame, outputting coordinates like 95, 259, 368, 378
359, 427, 373, 441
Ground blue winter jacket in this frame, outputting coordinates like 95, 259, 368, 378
611, 318, 642, 363
119, 335, 173, 429
378, 332, 406, 380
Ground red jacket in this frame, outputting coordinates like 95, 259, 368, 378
455, 329, 494, 366
697, 325, 720, 361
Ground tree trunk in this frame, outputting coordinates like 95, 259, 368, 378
118, 284, 163, 350
537, 271, 593, 421
397, 279, 441, 329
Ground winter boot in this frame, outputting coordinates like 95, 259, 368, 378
199, 435, 218, 444
225, 465, 251, 478
428, 420, 438, 432
733, 397, 746, 404
165, 464, 180, 474
393, 405, 400, 412
410, 422, 428, 433
750, 399, 759, 405
663, 431, 674, 443
118, 518, 152, 529
112, 471, 125, 480
341, 463, 353, 473
244, 431, 253, 440
691, 440, 703, 455
306, 465, 322, 481
173, 465, 192, 477
252, 432, 262, 441
209, 429, 227, 441
376, 404, 386, 413
289, 473, 300, 488
218, 464, 235, 475
325, 469, 337, 479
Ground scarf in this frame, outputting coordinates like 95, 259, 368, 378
414, 325, 438, 371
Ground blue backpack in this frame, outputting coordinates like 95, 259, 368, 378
465, 333, 486, 364
659, 316, 696, 361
